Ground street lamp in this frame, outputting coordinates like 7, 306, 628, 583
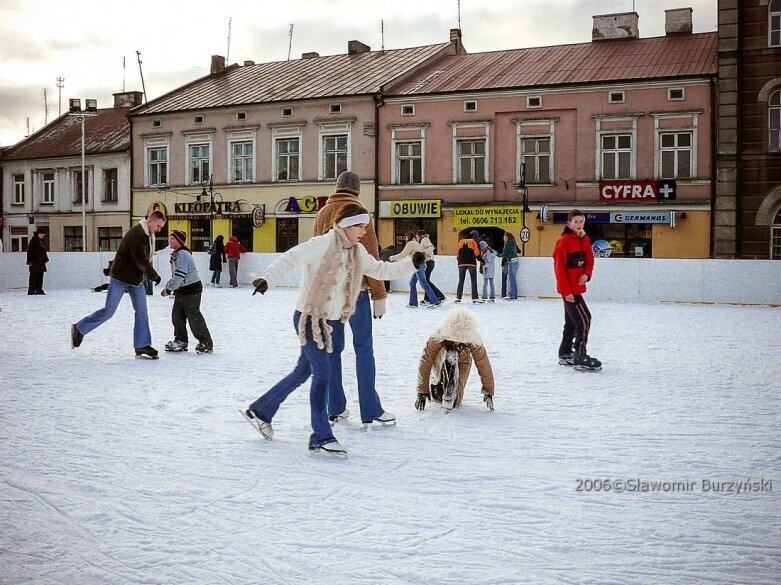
515, 162, 532, 256
199, 175, 224, 251
68, 98, 98, 251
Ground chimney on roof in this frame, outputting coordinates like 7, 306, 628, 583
592, 12, 639, 41
69, 98, 81, 113
348, 40, 370, 55
211, 55, 226, 74
243, 60, 255, 66
665, 7, 693, 35
302, 51, 320, 59
113, 91, 143, 108
449, 28, 465, 54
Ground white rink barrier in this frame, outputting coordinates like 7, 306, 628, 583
0, 252, 779, 305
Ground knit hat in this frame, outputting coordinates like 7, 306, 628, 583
335, 171, 361, 195
479, 241, 488, 250
171, 230, 187, 246
469, 230, 480, 239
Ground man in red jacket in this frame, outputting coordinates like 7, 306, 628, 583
224, 235, 248, 288
552, 210, 601, 371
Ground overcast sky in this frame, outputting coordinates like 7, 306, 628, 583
0, 0, 717, 147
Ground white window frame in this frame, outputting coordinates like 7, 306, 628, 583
152, 119, 162, 128
770, 0, 781, 48
193, 115, 204, 124
527, 96, 542, 109
401, 104, 415, 116
464, 100, 477, 112
390, 126, 427, 185
516, 119, 556, 185
42, 172, 55, 204
281, 107, 293, 117
668, 87, 686, 101
771, 207, 781, 259
102, 168, 118, 203
185, 133, 213, 186
236, 111, 247, 121
770, 89, 781, 151
72, 168, 91, 204
594, 115, 639, 180
144, 137, 169, 187
227, 130, 256, 183
652, 111, 700, 179
329, 103, 342, 114
318, 123, 351, 181
451, 122, 490, 184
608, 90, 625, 104
272, 126, 302, 182
13, 174, 25, 204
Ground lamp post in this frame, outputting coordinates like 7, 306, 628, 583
516, 163, 531, 257
68, 99, 98, 251
199, 175, 224, 251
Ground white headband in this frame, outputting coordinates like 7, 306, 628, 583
337, 213, 370, 228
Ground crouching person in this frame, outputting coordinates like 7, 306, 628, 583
415, 308, 495, 412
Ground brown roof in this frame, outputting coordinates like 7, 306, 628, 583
388, 33, 717, 95
132, 43, 452, 115
2, 107, 130, 161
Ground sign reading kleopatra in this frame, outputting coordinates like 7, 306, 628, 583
388, 199, 441, 218
453, 205, 522, 227
599, 180, 676, 203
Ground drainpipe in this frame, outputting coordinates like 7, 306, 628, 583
374, 90, 384, 237
709, 76, 716, 259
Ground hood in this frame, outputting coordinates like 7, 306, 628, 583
229, 235, 239, 242
431, 308, 483, 346
326, 192, 360, 205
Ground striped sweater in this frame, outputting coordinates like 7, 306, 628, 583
165, 248, 203, 295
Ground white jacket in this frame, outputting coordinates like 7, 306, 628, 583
390, 239, 426, 262
262, 230, 414, 320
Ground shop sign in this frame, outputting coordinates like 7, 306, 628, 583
453, 205, 521, 227
389, 199, 441, 218
283, 196, 329, 214
147, 201, 168, 217
552, 212, 612, 224
612, 212, 670, 224
252, 204, 266, 228
11, 226, 28, 235
174, 201, 244, 214
599, 180, 676, 203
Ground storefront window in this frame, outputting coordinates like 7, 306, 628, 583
190, 219, 210, 252
771, 208, 781, 259
588, 224, 652, 258
276, 218, 298, 252
393, 218, 438, 251
232, 219, 254, 252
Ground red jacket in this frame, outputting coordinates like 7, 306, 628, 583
553, 228, 594, 297
224, 236, 247, 259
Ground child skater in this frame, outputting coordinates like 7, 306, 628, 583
243, 203, 424, 456
479, 241, 497, 303
415, 307, 495, 412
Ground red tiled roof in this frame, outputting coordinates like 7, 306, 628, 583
2, 107, 130, 160
132, 43, 452, 115
388, 33, 717, 95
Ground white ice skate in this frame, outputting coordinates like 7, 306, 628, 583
240, 408, 274, 440
309, 440, 348, 457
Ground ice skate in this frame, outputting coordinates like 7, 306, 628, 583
573, 354, 602, 372
328, 408, 350, 425
427, 300, 443, 309
406, 304, 419, 308
240, 408, 274, 440
195, 342, 213, 354
558, 352, 575, 366
135, 345, 159, 359
309, 440, 347, 457
165, 340, 188, 352
472, 299, 485, 304
361, 411, 396, 430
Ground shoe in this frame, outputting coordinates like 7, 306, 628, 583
71, 324, 84, 348
309, 440, 347, 455
558, 352, 575, 366
573, 354, 602, 371
362, 411, 396, 425
473, 299, 485, 304
328, 408, 350, 424
165, 340, 188, 352
427, 301, 443, 308
242, 408, 274, 440
195, 342, 213, 354
135, 345, 159, 359
406, 304, 418, 308
454, 299, 462, 303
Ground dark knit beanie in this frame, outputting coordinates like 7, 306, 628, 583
171, 230, 187, 246
335, 171, 361, 195
469, 230, 480, 239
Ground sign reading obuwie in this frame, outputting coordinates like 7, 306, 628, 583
453, 205, 522, 227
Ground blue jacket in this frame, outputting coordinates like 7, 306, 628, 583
166, 248, 203, 295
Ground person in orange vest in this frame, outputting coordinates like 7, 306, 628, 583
455, 230, 484, 304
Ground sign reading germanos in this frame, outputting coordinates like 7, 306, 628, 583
453, 205, 522, 227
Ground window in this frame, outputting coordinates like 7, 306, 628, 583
771, 90, 781, 150
237, 111, 246, 120
98, 226, 123, 251
282, 107, 293, 117
42, 173, 55, 204
771, 207, 781, 259
103, 168, 118, 202
276, 217, 299, 252
152, 119, 161, 128
396, 142, 422, 184
13, 174, 24, 204
609, 91, 625, 104
659, 132, 692, 179
457, 139, 486, 184
64, 226, 83, 252
73, 170, 89, 204
276, 138, 299, 181
464, 100, 477, 112
771, 0, 781, 47
231, 141, 254, 182
193, 115, 204, 124
323, 134, 348, 180
601, 134, 632, 180
148, 146, 168, 186
189, 143, 210, 184
329, 103, 342, 114
668, 88, 685, 101
522, 137, 552, 184
527, 96, 542, 108
401, 104, 415, 116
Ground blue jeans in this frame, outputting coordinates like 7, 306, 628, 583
482, 277, 495, 299
327, 290, 384, 423
210, 270, 221, 284
507, 259, 519, 299
409, 264, 439, 306
249, 311, 341, 448
76, 278, 152, 348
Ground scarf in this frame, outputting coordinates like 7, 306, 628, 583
140, 219, 155, 261
297, 226, 363, 352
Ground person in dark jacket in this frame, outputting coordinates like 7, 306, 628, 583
208, 234, 227, 287
26, 229, 49, 295
71, 211, 166, 359
455, 229, 483, 304
553, 209, 601, 371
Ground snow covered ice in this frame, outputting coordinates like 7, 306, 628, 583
1, 287, 779, 584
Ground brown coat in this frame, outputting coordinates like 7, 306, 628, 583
313, 192, 387, 301
417, 339, 495, 406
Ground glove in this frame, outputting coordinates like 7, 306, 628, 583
252, 278, 268, 296
153, 275, 161, 285
484, 394, 494, 411
415, 393, 429, 411
373, 297, 386, 319
412, 251, 426, 269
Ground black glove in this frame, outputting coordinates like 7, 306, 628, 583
252, 278, 268, 296
415, 393, 430, 411
484, 394, 494, 411
412, 251, 425, 269
153, 275, 161, 285
102, 267, 111, 276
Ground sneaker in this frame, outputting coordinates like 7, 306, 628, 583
195, 342, 213, 354
328, 408, 351, 424
573, 354, 602, 371
242, 409, 274, 440
362, 411, 396, 425
165, 340, 188, 352
558, 353, 575, 366
71, 324, 84, 348
473, 299, 485, 304
309, 440, 347, 455
135, 345, 159, 359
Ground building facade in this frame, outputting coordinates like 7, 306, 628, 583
716, 0, 781, 259
377, 9, 717, 259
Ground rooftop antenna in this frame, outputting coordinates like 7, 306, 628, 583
43, 88, 49, 125
458, 0, 461, 29
226, 17, 232, 63
25, 117, 30, 137
381, 20, 385, 53
287, 23, 294, 61
56, 76, 65, 117
136, 51, 148, 104
122, 56, 126, 91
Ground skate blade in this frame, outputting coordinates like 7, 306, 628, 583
308, 447, 348, 458
239, 409, 273, 440
135, 354, 159, 360
574, 365, 602, 372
